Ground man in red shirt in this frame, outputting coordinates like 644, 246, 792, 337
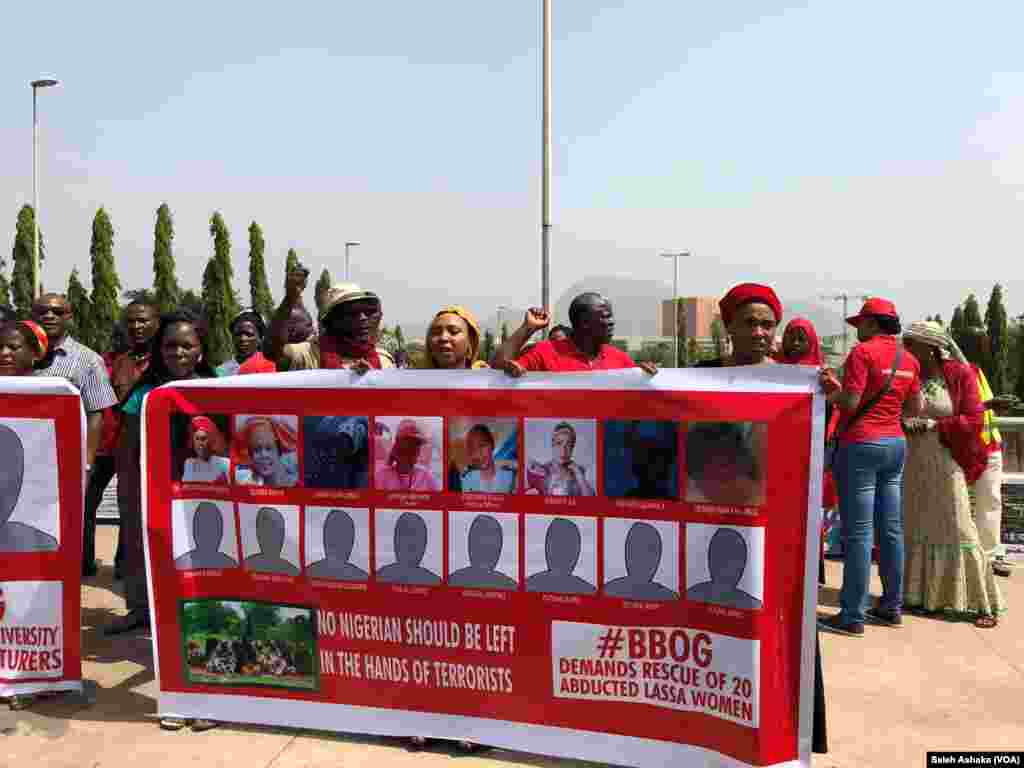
496, 293, 655, 375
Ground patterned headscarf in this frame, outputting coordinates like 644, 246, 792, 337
232, 417, 298, 465
903, 321, 968, 364
423, 306, 487, 369
189, 416, 227, 456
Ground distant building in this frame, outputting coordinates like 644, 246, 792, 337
661, 297, 719, 340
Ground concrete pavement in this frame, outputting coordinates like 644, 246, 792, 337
3, 526, 1021, 767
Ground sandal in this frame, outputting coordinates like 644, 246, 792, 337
974, 614, 998, 629
160, 718, 187, 731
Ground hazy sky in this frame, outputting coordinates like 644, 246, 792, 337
3, 2, 1023, 332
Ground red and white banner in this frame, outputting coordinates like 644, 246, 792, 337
144, 367, 823, 767
0, 378, 86, 698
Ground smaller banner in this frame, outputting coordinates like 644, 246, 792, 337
0, 378, 86, 698
1002, 480, 1024, 562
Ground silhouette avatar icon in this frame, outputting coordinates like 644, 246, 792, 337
243, 507, 299, 575
604, 522, 679, 600
306, 509, 369, 581
686, 528, 763, 609
448, 515, 517, 590
526, 517, 595, 595
375, 512, 441, 585
174, 502, 238, 570
0, 423, 58, 552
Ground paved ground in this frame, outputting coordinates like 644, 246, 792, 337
3, 526, 1021, 767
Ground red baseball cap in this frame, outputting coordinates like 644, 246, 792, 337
846, 297, 898, 327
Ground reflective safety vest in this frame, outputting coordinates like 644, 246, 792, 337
975, 367, 1002, 447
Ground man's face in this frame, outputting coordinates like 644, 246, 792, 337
31, 296, 71, 341
728, 303, 777, 361
124, 304, 159, 350
325, 299, 382, 343
578, 299, 615, 344
232, 320, 261, 359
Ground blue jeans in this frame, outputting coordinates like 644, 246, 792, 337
834, 438, 906, 623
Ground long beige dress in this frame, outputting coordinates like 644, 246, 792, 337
902, 381, 1004, 616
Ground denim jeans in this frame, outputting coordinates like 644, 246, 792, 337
834, 438, 906, 623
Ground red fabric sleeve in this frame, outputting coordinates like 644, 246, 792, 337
937, 360, 987, 484
842, 345, 868, 394
514, 344, 548, 372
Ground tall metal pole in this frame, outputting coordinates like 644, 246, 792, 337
32, 86, 39, 300
541, 0, 552, 314
344, 241, 360, 282
672, 258, 678, 368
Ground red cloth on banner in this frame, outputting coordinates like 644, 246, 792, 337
838, 335, 920, 444
514, 338, 636, 372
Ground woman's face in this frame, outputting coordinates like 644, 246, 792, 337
728, 303, 778, 362
552, 429, 574, 465
193, 430, 211, 460
233, 320, 261, 360
0, 329, 36, 376
162, 322, 202, 379
782, 327, 808, 360
428, 313, 472, 368
697, 450, 759, 505
249, 424, 281, 478
466, 431, 494, 469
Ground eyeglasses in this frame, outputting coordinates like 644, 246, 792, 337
32, 306, 69, 317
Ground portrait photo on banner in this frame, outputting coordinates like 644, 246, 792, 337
523, 418, 597, 497
525, 514, 597, 595
684, 523, 765, 610
171, 413, 232, 485
447, 510, 519, 590
232, 415, 300, 488
603, 420, 679, 501
448, 418, 519, 494
302, 416, 370, 491
171, 499, 240, 571
238, 503, 301, 576
374, 508, 443, 585
684, 421, 768, 507
0, 417, 60, 552
603, 518, 680, 601
179, 599, 318, 691
373, 416, 443, 492
304, 506, 370, 582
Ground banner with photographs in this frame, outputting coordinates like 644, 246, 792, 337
143, 367, 823, 768
0, 378, 86, 698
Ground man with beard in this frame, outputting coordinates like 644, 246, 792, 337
267, 266, 394, 371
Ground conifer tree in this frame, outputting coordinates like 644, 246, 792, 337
89, 208, 121, 352
394, 324, 405, 350
248, 222, 273, 318
152, 203, 180, 314
0, 250, 10, 308
11, 205, 43, 318
963, 293, 983, 328
315, 268, 333, 315
210, 212, 240, 317
950, 305, 965, 347
985, 284, 1009, 394
480, 329, 496, 363
66, 267, 94, 348
201, 258, 232, 366
286, 248, 300, 274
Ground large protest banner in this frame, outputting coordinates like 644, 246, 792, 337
0, 378, 86, 699
144, 367, 823, 767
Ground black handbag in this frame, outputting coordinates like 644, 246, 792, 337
824, 348, 903, 470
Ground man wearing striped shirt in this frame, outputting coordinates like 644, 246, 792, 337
32, 293, 117, 472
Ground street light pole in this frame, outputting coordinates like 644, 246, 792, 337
541, 0, 552, 315
31, 78, 59, 300
344, 241, 360, 282
820, 292, 871, 357
662, 252, 689, 368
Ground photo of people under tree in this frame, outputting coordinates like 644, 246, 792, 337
180, 599, 318, 690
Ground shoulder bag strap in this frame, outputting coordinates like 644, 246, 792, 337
835, 347, 903, 438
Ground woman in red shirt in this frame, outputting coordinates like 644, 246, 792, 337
819, 299, 924, 637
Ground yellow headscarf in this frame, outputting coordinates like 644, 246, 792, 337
423, 306, 489, 369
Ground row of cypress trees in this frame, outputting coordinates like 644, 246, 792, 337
1, 204, 334, 365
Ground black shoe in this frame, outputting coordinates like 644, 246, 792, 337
865, 607, 902, 627
817, 614, 864, 637
82, 560, 98, 578
103, 610, 150, 636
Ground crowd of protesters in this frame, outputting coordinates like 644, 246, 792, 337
0, 266, 1015, 754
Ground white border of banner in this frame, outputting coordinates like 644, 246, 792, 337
143, 366, 822, 768
0, 376, 87, 698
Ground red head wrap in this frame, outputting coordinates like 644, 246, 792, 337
779, 318, 823, 366
190, 416, 227, 456
719, 283, 783, 327
232, 417, 298, 466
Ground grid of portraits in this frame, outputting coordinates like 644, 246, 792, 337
167, 413, 771, 610
171, 414, 769, 508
